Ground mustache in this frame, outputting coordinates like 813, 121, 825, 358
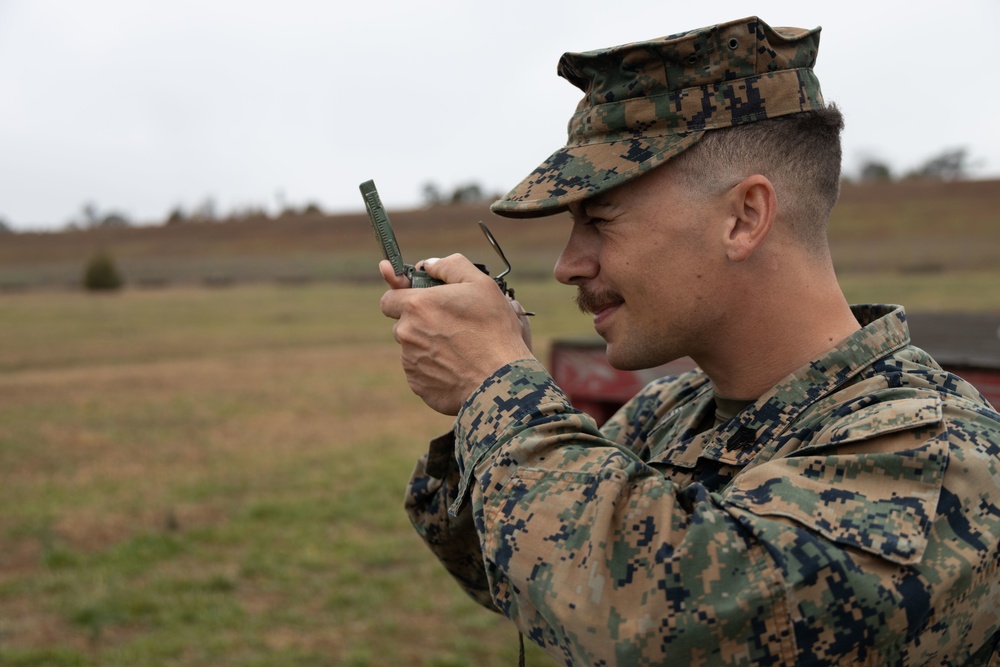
575, 288, 624, 315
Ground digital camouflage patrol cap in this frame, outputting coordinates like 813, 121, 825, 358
490, 16, 826, 218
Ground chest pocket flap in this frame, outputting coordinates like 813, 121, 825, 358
723, 397, 946, 565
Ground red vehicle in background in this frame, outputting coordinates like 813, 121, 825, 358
551, 313, 1000, 425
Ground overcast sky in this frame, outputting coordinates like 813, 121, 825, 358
1, 0, 997, 231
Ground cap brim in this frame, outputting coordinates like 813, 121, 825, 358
490, 130, 704, 219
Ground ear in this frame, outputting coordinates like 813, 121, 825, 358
722, 175, 776, 263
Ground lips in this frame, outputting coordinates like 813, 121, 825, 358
591, 302, 621, 330
576, 288, 624, 334
576, 287, 624, 315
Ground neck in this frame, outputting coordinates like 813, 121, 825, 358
693, 254, 861, 399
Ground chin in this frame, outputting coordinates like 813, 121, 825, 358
605, 343, 676, 372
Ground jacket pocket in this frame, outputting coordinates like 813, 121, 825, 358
723, 397, 947, 565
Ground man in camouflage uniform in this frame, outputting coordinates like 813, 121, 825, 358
379, 16, 1000, 665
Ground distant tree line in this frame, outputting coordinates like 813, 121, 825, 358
0, 150, 982, 233
63, 201, 132, 230
164, 197, 324, 226
850, 147, 978, 184
59, 196, 326, 231
421, 181, 502, 206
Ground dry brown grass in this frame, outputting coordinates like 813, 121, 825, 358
3, 179, 997, 290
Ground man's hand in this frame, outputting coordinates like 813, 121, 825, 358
379, 254, 534, 415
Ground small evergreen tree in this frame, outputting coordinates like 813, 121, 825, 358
83, 252, 124, 291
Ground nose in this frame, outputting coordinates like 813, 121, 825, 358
553, 220, 599, 286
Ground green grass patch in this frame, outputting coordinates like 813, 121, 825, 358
838, 270, 1000, 311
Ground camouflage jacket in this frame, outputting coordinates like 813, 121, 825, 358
405, 305, 1000, 666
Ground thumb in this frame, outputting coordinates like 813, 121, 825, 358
379, 259, 411, 289
419, 254, 490, 285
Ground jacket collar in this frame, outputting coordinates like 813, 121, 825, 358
654, 304, 911, 468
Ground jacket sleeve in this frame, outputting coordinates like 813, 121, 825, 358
404, 432, 498, 610
402, 364, 678, 612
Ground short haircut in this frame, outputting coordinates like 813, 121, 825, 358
671, 105, 845, 250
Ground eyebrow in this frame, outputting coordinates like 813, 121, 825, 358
571, 197, 615, 220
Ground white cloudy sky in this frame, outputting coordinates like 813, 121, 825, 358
1, 0, 997, 230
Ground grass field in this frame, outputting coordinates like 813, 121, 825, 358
2, 270, 998, 666
0, 283, 556, 667
1, 179, 998, 665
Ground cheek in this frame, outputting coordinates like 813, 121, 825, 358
637, 254, 712, 317
607, 236, 653, 276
